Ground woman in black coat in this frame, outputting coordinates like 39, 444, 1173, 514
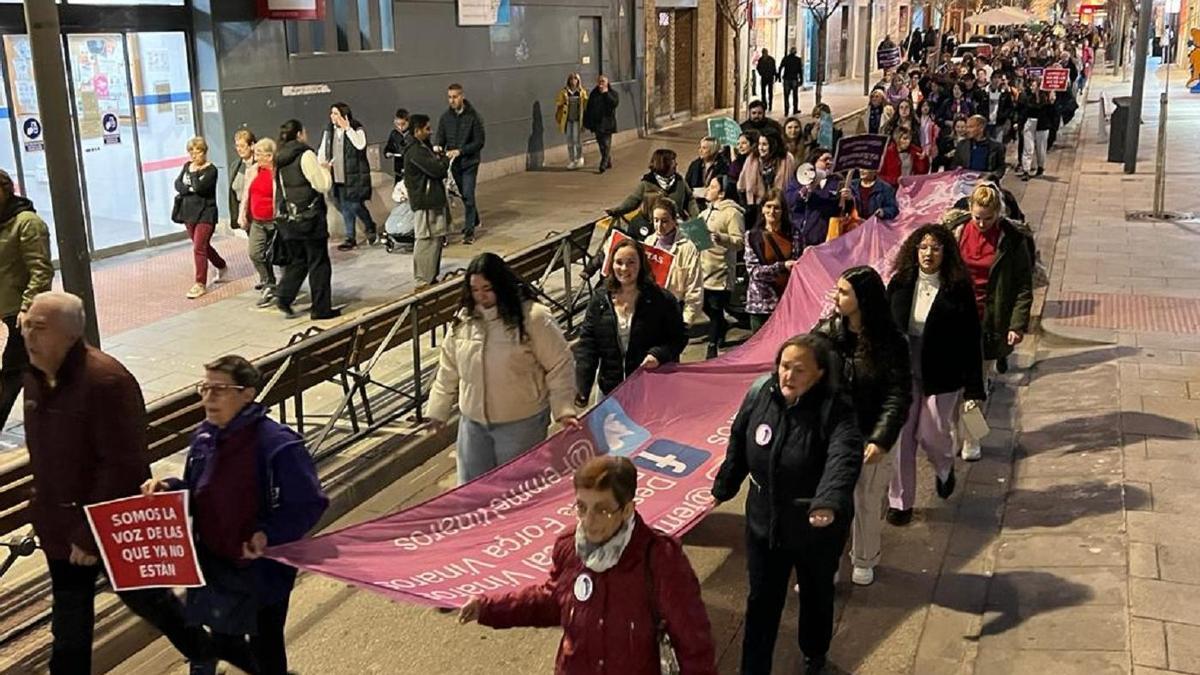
712, 333, 863, 675
583, 74, 620, 173
175, 136, 226, 300
813, 265, 911, 588
885, 225, 985, 525
574, 238, 686, 403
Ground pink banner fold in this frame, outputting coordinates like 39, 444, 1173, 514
269, 171, 981, 608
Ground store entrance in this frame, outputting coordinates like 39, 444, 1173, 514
0, 30, 196, 258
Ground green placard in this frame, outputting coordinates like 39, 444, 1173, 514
679, 217, 713, 252
707, 116, 741, 148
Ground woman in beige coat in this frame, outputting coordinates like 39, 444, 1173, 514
428, 253, 579, 484
697, 177, 746, 358
643, 198, 703, 329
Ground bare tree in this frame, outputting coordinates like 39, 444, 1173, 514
716, 0, 751, 120
926, 0, 957, 70
799, 0, 843, 106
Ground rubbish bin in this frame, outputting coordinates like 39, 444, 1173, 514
1108, 96, 1131, 163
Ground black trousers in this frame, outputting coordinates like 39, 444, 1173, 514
740, 525, 848, 675
782, 79, 801, 116
595, 132, 613, 170
702, 289, 731, 354
48, 559, 214, 674
196, 596, 291, 675
760, 78, 775, 111
276, 238, 333, 318
0, 314, 26, 430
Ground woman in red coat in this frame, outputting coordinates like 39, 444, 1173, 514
879, 126, 930, 188
459, 456, 717, 675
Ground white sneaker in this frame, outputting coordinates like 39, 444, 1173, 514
186, 283, 206, 300
961, 440, 982, 462
852, 566, 875, 586
214, 266, 228, 283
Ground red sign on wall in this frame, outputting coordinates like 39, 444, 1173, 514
1040, 67, 1071, 91
602, 229, 675, 288
84, 491, 205, 592
257, 0, 325, 21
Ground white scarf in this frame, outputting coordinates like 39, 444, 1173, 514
574, 514, 636, 573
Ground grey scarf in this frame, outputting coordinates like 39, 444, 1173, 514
574, 514, 636, 573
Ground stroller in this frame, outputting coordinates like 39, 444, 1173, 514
381, 158, 465, 254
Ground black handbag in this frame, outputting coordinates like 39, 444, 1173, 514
170, 194, 186, 224
266, 227, 291, 266
273, 169, 324, 238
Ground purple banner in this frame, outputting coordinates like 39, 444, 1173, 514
269, 171, 982, 608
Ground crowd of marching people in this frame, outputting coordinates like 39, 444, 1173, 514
0, 18, 1096, 675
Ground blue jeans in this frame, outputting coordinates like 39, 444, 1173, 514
332, 183, 377, 241
451, 162, 479, 236
456, 408, 550, 484
565, 120, 583, 162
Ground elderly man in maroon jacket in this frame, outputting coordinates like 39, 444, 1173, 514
22, 291, 215, 674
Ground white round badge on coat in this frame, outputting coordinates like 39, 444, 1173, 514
755, 424, 773, 446
574, 573, 593, 602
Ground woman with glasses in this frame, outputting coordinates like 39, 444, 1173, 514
459, 455, 718, 674
954, 184, 1033, 461
712, 333, 863, 675
142, 355, 328, 675
427, 253, 580, 484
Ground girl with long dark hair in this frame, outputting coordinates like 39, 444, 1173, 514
885, 225, 985, 525
574, 238, 687, 403
318, 102, 378, 250
814, 265, 912, 587
745, 188, 802, 333
428, 252, 580, 483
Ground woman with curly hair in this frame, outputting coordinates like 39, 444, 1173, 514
428, 253, 580, 483
814, 266, 912, 587
885, 225, 985, 526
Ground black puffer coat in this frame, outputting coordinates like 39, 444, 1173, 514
574, 284, 686, 398
812, 316, 912, 449
712, 374, 863, 549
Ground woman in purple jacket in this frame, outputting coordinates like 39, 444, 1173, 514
143, 355, 328, 675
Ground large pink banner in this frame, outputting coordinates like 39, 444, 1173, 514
270, 171, 981, 608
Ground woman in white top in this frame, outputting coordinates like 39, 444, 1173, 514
642, 198, 704, 328
885, 225, 986, 525
428, 253, 580, 483
319, 102, 378, 251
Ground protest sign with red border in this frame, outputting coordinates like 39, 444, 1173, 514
1040, 67, 1070, 91
85, 491, 205, 592
602, 229, 674, 287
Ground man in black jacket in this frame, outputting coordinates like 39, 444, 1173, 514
405, 114, 451, 287
780, 47, 804, 116
583, 74, 620, 174
435, 84, 485, 245
684, 136, 729, 211
756, 48, 778, 112
742, 100, 784, 138
954, 115, 1006, 177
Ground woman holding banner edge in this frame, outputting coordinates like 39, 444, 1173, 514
458, 455, 718, 674
427, 253, 580, 484
574, 237, 686, 404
